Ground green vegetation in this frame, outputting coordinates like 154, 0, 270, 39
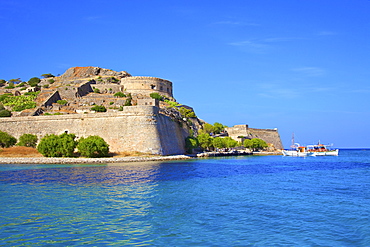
5, 82, 15, 89
185, 136, 199, 153
43, 84, 49, 88
28, 77, 40, 87
48, 78, 55, 84
91, 105, 107, 112
9, 78, 22, 84
0, 104, 11, 117
37, 133, 77, 157
77, 136, 109, 158
0, 79, 6, 86
94, 88, 100, 93
41, 73, 55, 78
0, 131, 17, 148
16, 82, 26, 87
0, 93, 38, 112
197, 133, 213, 150
17, 134, 38, 148
164, 99, 180, 107
150, 93, 163, 101
178, 107, 196, 118
57, 100, 68, 105
243, 138, 268, 151
201, 122, 226, 134
124, 93, 132, 106
114, 92, 126, 97
0, 109, 11, 117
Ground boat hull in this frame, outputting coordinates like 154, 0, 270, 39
282, 150, 313, 157
311, 149, 339, 156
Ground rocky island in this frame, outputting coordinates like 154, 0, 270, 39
0, 67, 283, 157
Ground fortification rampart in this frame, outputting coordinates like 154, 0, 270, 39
0, 106, 187, 155
226, 124, 283, 150
121, 76, 173, 98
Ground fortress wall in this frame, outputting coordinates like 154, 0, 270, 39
226, 124, 283, 150
121, 76, 173, 98
248, 128, 283, 150
91, 84, 124, 94
0, 106, 186, 155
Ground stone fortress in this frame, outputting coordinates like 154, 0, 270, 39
0, 66, 283, 154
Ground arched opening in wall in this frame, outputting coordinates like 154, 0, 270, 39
167, 88, 169, 93
151, 84, 156, 90
160, 86, 163, 91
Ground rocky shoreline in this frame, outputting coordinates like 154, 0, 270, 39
0, 155, 194, 164
0, 151, 282, 165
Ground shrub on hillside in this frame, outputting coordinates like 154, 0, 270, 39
17, 134, 38, 148
150, 93, 163, 101
77, 136, 109, 158
91, 105, 107, 112
0, 109, 12, 117
0, 131, 17, 148
37, 133, 77, 157
28, 77, 40, 87
57, 100, 68, 105
114, 92, 126, 97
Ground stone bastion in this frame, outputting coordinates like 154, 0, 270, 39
121, 76, 173, 99
0, 106, 188, 155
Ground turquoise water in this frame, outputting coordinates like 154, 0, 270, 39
1, 149, 369, 246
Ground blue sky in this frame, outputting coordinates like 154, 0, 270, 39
1, 0, 369, 148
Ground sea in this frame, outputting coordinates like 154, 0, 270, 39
0, 149, 369, 246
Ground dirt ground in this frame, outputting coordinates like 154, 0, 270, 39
0, 146, 43, 157
0, 146, 152, 158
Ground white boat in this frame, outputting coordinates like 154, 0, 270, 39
306, 143, 339, 156
282, 134, 339, 157
282, 144, 315, 157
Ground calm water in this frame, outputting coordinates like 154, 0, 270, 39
0, 149, 369, 246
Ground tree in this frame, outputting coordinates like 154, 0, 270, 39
0, 131, 17, 148
185, 136, 199, 153
203, 123, 214, 134
223, 137, 239, 148
213, 122, 225, 134
9, 78, 22, 84
244, 138, 268, 151
212, 137, 225, 149
41, 73, 55, 78
197, 133, 213, 150
0, 79, 6, 87
91, 105, 107, 112
28, 77, 40, 87
17, 134, 38, 148
77, 136, 109, 157
37, 133, 77, 157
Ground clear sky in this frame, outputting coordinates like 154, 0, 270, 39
1, 0, 369, 148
